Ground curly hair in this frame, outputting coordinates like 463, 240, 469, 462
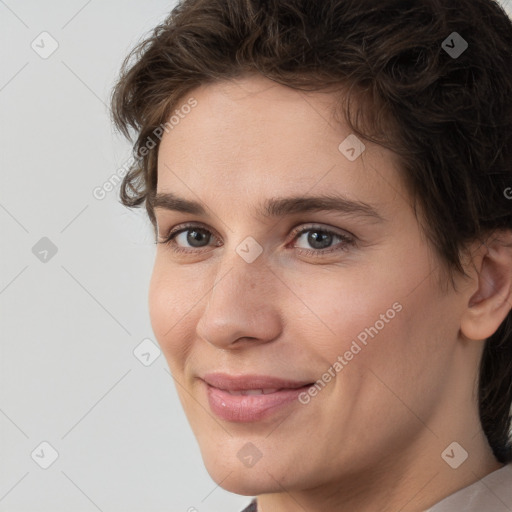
110, 0, 512, 463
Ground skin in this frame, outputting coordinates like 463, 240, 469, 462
148, 73, 512, 512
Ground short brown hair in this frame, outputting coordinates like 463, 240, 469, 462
110, 0, 512, 462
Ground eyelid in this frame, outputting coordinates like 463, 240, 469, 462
288, 222, 354, 241
160, 221, 218, 240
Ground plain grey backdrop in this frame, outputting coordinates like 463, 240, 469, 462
1, 1, 511, 511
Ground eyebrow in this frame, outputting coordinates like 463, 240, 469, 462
151, 191, 385, 222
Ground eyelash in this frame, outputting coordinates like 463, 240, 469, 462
156, 222, 356, 258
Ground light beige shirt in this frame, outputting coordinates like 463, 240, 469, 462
425, 463, 512, 511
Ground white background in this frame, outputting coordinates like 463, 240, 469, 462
1, 1, 511, 511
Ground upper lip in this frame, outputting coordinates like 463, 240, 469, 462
202, 373, 314, 391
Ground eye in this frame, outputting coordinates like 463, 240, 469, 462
156, 222, 355, 257
290, 224, 355, 257
157, 223, 220, 254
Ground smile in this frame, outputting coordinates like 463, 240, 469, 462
201, 373, 314, 422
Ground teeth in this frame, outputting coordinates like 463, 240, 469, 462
226, 388, 280, 395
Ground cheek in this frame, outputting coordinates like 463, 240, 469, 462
148, 260, 199, 370
328, 278, 453, 422
287, 257, 446, 382
285, 268, 403, 350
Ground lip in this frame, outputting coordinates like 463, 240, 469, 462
202, 373, 313, 391
201, 373, 314, 422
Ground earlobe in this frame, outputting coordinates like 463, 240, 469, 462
460, 231, 512, 342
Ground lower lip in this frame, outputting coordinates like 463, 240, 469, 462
204, 382, 312, 422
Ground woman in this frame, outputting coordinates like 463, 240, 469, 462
110, 0, 512, 510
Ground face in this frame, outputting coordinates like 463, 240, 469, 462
148, 74, 471, 495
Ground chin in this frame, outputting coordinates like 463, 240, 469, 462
210, 470, 281, 496
201, 453, 285, 496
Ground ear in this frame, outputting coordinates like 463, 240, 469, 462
460, 230, 512, 342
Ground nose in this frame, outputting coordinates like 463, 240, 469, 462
195, 252, 283, 349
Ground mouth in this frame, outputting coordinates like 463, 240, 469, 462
201, 373, 315, 422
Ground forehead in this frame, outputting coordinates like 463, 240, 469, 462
156, 75, 408, 213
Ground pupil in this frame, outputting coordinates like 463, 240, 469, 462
308, 231, 332, 249
187, 229, 209, 247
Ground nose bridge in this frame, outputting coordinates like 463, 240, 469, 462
196, 245, 281, 347
213, 232, 270, 300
